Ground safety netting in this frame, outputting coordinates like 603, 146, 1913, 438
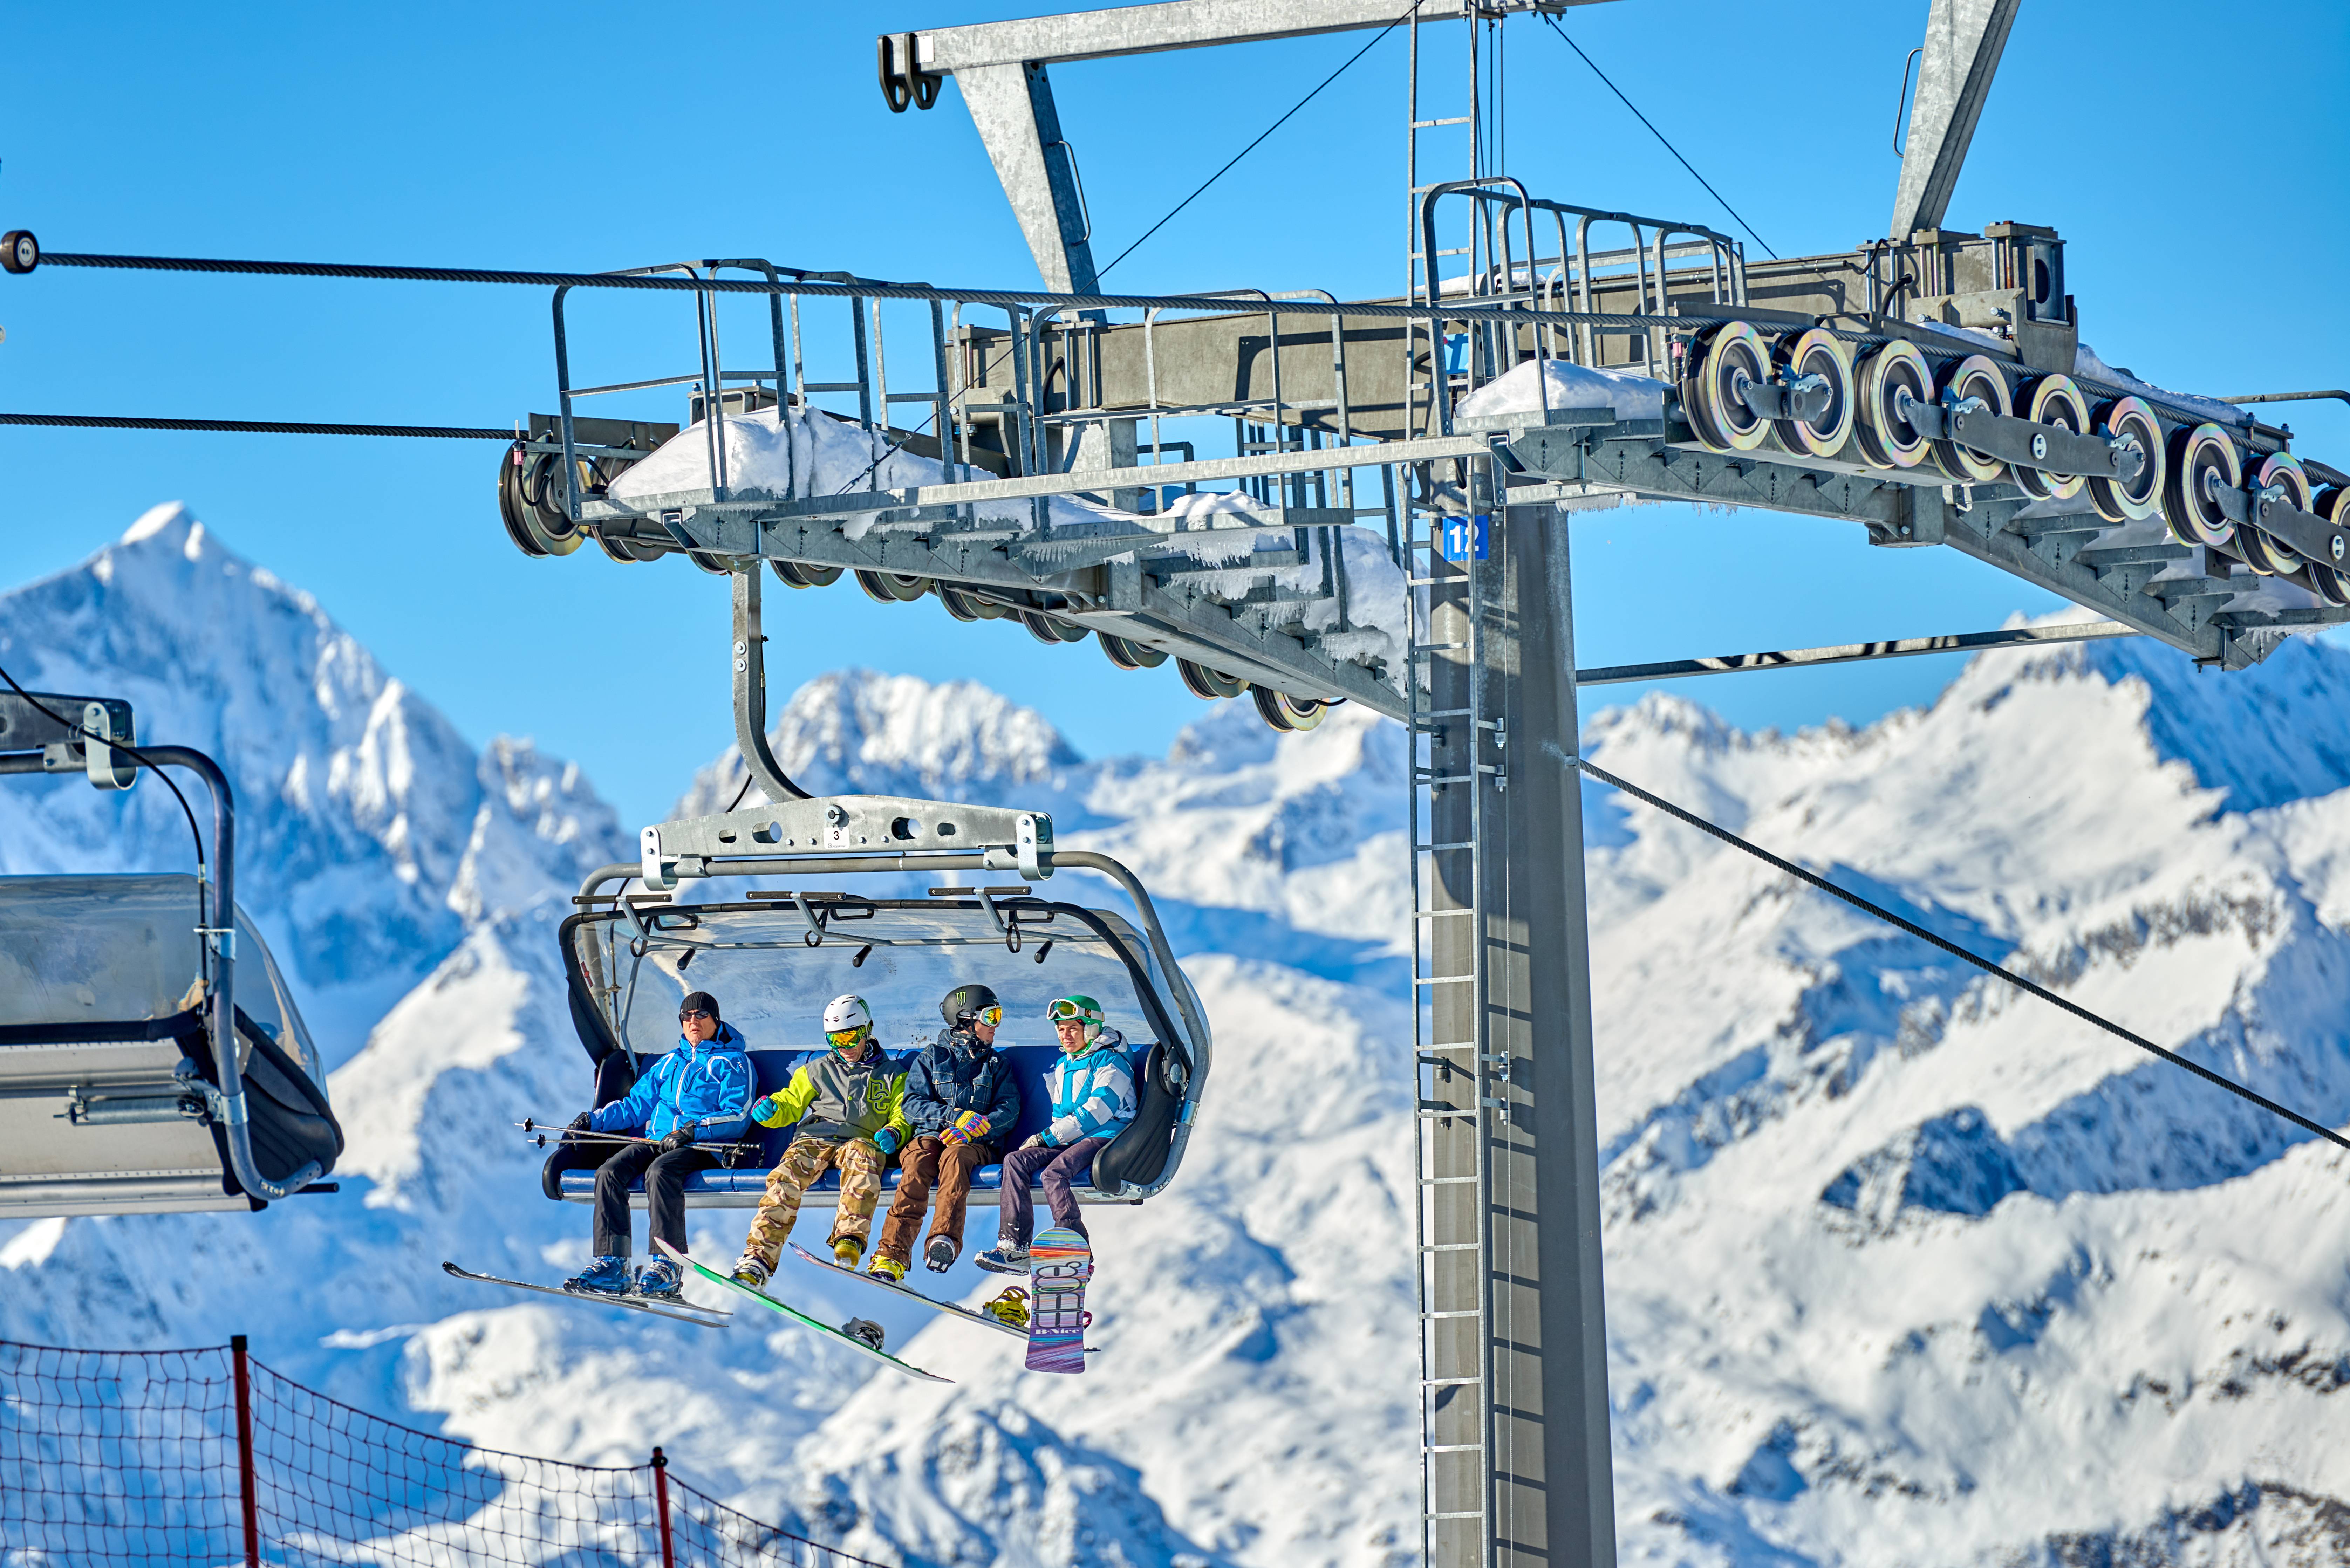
0, 1338, 890, 1568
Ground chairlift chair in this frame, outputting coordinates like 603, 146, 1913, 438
545, 790, 1210, 1216
0, 692, 342, 1217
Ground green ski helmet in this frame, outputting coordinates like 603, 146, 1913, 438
1046, 994, 1105, 1046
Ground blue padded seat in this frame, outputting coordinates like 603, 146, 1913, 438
558, 1042, 1109, 1204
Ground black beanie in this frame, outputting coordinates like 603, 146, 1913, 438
679, 990, 720, 1022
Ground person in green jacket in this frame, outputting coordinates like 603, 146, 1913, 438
730, 994, 911, 1288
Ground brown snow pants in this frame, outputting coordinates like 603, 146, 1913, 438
739, 1135, 884, 1271
874, 1135, 1002, 1264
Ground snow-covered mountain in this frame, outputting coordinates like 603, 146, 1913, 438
8, 508, 2350, 1566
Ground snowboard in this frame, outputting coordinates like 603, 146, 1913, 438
654, 1239, 950, 1384
787, 1241, 1028, 1342
1024, 1227, 1094, 1375
441, 1261, 732, 1329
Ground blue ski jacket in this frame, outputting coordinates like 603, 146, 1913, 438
1040, 1031, 1136, 1148
591, 1023, 755, 1143
901, 1026, 1024, 1141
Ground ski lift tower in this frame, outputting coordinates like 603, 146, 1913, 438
889, 6, 1626, 1568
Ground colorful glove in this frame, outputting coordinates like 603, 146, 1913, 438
874, 1126, 902, 1158
659, 1127, 696, 1154
940, 1110, 991, 1147
751, 1092, 782, 1126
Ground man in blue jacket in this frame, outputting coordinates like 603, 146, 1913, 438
871, 983, 1024, 1278
564, 989, 754, 1300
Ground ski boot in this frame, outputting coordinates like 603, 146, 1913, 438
981, 1286, 1031, 1331
867, 1253, 908, 1283
832, 1235, 863, 1269
565, 1255, 631, 1297
924, 1235, 959, 1273
729, 1252, 771, 1290
843, 1318, 887, 1353
975, 1242, 1029, 1275
636, 1258, 683, 1301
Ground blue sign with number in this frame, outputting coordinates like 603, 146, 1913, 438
1442, 514, 1490, 562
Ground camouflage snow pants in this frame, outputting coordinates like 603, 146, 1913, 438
740, 1136, 884, 1271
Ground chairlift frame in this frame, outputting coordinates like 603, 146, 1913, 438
0, 690, 337, 1214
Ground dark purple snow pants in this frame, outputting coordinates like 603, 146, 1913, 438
997, 1137, 1108, 1244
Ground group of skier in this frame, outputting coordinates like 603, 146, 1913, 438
560, 980, 1137, 1305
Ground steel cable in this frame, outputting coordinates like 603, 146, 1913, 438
1577, 756, 2350, 1153
0, 412, 511, 439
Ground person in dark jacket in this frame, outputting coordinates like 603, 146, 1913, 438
870, 982, 1025, 1278
564, 990, 754, 1301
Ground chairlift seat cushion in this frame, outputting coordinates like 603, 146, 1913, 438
556, 1042, 1125, 1204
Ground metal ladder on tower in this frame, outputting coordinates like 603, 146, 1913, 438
1403, 4, 1490, 441
1408, 456, 1503, 1568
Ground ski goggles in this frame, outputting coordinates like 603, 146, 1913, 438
826, 1026, 869, 1048
1044, 999, 1092, 1025
967, 1005, 1003, 1027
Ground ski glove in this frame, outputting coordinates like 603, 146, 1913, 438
873, 1126, 902, 1158
566, 1112, 592, 1132
1019, 1133, 1047, 1151
659, 1128, 697, 1154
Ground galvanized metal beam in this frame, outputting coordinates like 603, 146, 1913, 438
909, 0, 1618, 74
1891, 0, 2023, 237
958, 61, 1101, 293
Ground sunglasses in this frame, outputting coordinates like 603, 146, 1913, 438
679, 1008, 713, 1023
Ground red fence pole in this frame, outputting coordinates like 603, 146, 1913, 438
230, 1335, 260, 1568
652, 1446, 676, 1568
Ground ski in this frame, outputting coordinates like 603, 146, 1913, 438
1024, 1227, 1093, 1375
785, 1241, 1031, 1341
654, 1239, 951, 1383
440, 1261, 733, 1329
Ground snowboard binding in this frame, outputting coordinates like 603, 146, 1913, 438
981, 1286, 1031, 1330
842, 1317, 887, 1353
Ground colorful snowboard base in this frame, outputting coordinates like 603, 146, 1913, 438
441, 1261, 731, 1329
1025, 1227, 1093, 1375
655, 1239, 950, 1383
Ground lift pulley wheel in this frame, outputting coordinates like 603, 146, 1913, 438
1252, 688, 1331, 733
1019, 609, 1090, 646
0, 229, 36, 274
2087, 397, 2166, 524
1098, 634, 1168, 671
1854, 341, 1935, 469
2015, 375, 2091, 502
1681, 322, 1774, 453
595, 526, 665, 564
855, 570, 930, 604
2236, 453, 2313, 576
937, 584, 999, 621
2308, 489, 2350, 606
1176, 659, 1248, 700
2164, 422, 2241, 549
1932, 356, 2012, 485
770, 559, 842, 589
496, 442, 549, 559
1767, 330, 1855, 459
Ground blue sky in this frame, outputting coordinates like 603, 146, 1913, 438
1, 1, 2343, 828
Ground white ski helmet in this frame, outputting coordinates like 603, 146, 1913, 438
822, 994, 874, 1050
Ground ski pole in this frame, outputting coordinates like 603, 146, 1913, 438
516, 1117, 657, 1150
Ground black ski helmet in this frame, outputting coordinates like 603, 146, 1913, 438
941, 982, 1001, 1026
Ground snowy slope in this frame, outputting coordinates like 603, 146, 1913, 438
11, 511, 2350, 1566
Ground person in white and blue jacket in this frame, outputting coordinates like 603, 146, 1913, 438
563, 989, 754, 1301
977, 994, 1136, 1273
